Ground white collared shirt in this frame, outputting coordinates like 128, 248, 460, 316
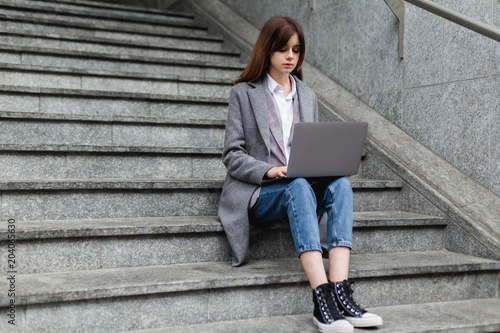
266, 73, 296, 164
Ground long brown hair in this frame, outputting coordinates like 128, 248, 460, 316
235, 16, 305, 84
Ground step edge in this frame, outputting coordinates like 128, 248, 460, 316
0, 30, 241, 57
0, 12, 223, 41
1, 251, 498, 307
0, 178, 403, 191
0, 111, 227, 126
0, 2, 207, 30
0, 63, 237, 84
28, 0, 195, 18
0, 44, 246, 69
0, 212, 448, 240
0, 85, 229, 103
0, 143, 223, 154
0, 178, 226, 191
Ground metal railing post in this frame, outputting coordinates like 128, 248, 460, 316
384, 0, 405, 59
384, 0, 500, 58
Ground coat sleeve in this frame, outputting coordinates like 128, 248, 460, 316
222, 86, 274, 185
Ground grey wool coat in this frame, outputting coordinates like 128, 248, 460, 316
218, 75, 318, 266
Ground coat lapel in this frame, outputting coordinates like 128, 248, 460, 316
289, 95, 300, 143
296, 78, 315, 123
247, 77, 315, 157
247, 79, 270, 152
264, 87, 287, 158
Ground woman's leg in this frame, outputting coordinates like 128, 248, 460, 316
251, 178, 327, 287
328, 247, 350, 282
317, 177, 354, 281
318, 177, 383, 328
300, 250, 327, 288
251, 178, 353, 332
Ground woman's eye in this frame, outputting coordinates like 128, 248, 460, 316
293, 49, 300, 53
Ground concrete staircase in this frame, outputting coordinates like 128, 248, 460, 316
0, 0, 499, 332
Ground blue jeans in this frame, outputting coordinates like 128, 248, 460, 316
250, 177, 353, 257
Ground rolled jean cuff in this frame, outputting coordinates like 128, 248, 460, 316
328, 241, 352, 251
296, 244, 323, 258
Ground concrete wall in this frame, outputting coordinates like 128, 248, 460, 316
218, 0, 500, 197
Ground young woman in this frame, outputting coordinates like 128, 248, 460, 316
218, 16, 383, 332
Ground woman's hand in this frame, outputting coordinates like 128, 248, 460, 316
266, 166, 288, 178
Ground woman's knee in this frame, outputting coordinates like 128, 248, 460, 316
328, 177, 352, 194
287, 178, 314, 196
336, 177, 352, 189
284, 178, 316, 206
288, 177, 311, 190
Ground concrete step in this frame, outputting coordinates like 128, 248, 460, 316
0, 179, 223, 221
0, 2, 208, 36
0, 111, 227, 126
0, 144, 226, 180
134, 298, 500, 333
0, 118, 226, 148
0, 31, 242, 63
9, 211, 447, 241
0, 64, 234, 97
0, 16, 221, 47
1, 212, 448, 274
0, 143, 223, 154
0, 45, 244, 78
0, 178, 403, 221
0, 86, 229, 120
8, 0, 197, 25
0, 251, 498, 332
30, 0, 195, 18
0, 178, 402, 192
0, 141, 364, 181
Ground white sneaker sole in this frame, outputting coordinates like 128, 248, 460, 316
313, 316, 354, 333
345, 313, 383, 327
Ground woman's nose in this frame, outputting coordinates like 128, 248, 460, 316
286, 50, 294, 59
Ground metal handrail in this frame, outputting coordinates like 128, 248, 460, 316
405, 0, 500, 43
384, 0, 500, 59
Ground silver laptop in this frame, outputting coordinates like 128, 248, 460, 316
267, 121, 368, 181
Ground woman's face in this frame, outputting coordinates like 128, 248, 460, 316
268, 32, 300, 79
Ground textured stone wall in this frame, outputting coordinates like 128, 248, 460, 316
218, 0, 500, 197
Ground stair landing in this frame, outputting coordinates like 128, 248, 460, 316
131, 298, 500, 333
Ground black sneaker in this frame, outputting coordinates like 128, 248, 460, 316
312, 283, 353, 333
330, 280, 383, 328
